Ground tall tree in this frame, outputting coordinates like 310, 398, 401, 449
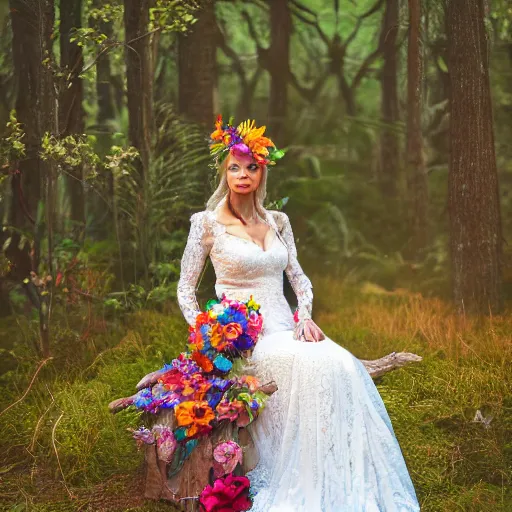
268, 0, 291, 141
124, 0, 154, 176
8, 0, 55, 280
407, 0, 428, 255
60, 0, 85, 229
8, 0, 56, 356
178, 0, 216, 126
379, 0, 400, 197
447, 0, 503, 314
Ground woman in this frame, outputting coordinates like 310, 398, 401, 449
176, 116, 421, 511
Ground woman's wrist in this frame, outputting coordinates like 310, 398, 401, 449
293, 306, 312, 324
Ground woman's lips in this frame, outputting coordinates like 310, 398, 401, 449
236, 184, 250, 189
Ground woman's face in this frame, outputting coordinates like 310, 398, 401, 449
225, 152, 262, 195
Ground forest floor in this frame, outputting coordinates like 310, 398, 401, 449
0, 277, 511, 512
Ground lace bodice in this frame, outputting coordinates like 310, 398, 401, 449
176, 202, 313, 336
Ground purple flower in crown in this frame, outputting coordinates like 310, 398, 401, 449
231, 143, 251, 157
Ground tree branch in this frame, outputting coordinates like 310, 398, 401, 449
289, 0, 330, 45
351, 46, 382, 91
345, 0, 385, 48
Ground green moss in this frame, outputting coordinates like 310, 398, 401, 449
1, 299, 511, 510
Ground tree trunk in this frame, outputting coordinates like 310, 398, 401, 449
406, 0, 428, 256
59, 0, 85, 230
447, 0, 503, 314
124, 0, 154, 176
9, 0, 56, 357
8, 0, 55, 281
86, 1, 116, 239
268, 0, 292, 142
379, 0, 400, 197
178, 0, 216, 126
90, 0, 115, 125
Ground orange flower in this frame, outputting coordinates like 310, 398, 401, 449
195, 312, 209, 327
210, 114, 224, 141
241, 375, 260, 393
191, 350, 214, 373
223, 322, 242, 341
237, 120, 275, 157
175, 401, 215, 437
193, 381, 212, 401
210, 323, 224, 348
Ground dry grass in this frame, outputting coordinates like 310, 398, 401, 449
313, 276, 512, 363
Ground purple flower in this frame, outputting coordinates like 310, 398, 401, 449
230, 143, 251, 156
233, 334, 254, 351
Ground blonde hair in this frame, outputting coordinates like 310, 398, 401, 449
206, 156, 268, 219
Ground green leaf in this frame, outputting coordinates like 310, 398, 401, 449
437, 55, 448, 73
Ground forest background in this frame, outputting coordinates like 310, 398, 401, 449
0, 0, 511, 510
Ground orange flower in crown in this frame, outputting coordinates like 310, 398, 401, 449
209, 115, 286, 167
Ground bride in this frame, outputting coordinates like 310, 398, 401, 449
175, 117, 421, 511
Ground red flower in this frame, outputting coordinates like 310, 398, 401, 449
199, 473, 252, 512
192, 350, 214, 373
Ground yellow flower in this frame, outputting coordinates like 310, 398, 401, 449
247, 296, 260, 310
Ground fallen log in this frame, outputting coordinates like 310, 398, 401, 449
108, 351, 421, 413
360, 351, 423, 378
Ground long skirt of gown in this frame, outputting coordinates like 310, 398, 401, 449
245, 329, 421, 512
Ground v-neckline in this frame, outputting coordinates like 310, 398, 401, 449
212, 212, 277, 253
223, 229, 277, 253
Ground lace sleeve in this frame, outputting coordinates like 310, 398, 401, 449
277, 212, 313, 321
176, 211, 212, 326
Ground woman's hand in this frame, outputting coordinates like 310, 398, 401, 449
294, 318, 326, 343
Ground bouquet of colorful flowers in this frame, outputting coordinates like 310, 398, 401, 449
119, 294, 270, 511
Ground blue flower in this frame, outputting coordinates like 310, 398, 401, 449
217, 308, 248, 329
213, 354, 233, 373
133, 388, 153, 409
205, 390, 224, 409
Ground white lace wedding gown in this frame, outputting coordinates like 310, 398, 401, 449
177, 202, 421, 512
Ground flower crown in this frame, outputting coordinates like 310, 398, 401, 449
209, 115, 285, 167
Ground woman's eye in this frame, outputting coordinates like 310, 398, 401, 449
248, 165, 259, 171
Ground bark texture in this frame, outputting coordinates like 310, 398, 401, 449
59, 0, 85, 227
90, 0, 115, 124
379, 0, 400, 197
178, 0, 216, 126
447, 0, 503, 314
406, 0, 428, 255
268, 0, 292, 142
8, 0, 55, 280
9, 0, 56, 357
124, 0, 154, 176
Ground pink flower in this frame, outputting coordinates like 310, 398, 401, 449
236, 409, 251, 428
246, 310, 263, 338
230, 143, 251, 157
199, 473, 252, 512
152, 425, 177, 463
130, 426, 155, 447
213, 441, 243, 477
216, 399, 245, 422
